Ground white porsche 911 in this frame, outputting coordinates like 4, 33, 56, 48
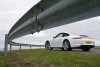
45, 32, 95, 51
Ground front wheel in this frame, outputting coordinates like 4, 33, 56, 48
62, 40, 72, 51
45, 41, 53, 50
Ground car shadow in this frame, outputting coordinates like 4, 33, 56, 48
52, 48, 93, 53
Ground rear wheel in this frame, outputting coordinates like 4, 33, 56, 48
45, 41, 52, 50
82, 47, 91, 51
62, 40, 72, 51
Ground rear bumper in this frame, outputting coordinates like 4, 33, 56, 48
80, 45, 95, 48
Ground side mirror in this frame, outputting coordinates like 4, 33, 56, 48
53, 37, 55, 39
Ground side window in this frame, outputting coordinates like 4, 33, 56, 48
55, 33, 70, 38
63, 33, 70, 37
66, 33, 70, 36
55, 33, 63, 38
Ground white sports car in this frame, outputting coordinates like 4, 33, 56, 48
45, 32, 95, 51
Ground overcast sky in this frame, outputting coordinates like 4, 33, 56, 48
0, 0, 100, 50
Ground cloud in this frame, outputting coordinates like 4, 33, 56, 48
33, 31, 45, 37
43, 16, 100, 40
0, 0, 41, 49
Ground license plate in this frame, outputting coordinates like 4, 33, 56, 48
85, 41, 93, 44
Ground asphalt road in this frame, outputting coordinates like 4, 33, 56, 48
53, 48, 100, 54
71, 48, 100, 54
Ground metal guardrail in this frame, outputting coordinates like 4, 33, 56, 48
9, 41, 44, 47
8, 0, 100, 41
9, 41, 45, 51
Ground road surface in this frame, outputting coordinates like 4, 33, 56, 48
53, 48, 100, 54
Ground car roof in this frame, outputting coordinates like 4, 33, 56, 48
59, 32, 73, 34
59, 32, 78, 36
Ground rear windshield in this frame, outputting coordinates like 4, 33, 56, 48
79, 35, 89, 37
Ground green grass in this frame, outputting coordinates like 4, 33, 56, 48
0, 49, 100, 67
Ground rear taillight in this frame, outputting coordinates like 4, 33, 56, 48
72, 37, 82, 39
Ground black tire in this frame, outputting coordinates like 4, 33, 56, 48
45, 41, 53, 50
62, 40, 72, 51
82, 48, 91, 51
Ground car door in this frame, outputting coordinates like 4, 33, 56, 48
52, 33, 64, 47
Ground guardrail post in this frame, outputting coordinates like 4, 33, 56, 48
10, 45, 12, 51
20, 46, 21, 50
39, 46, 41, 49
4, 34, 8, 57
30, 46, 31, 49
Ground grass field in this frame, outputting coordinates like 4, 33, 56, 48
0, 49, 100, 67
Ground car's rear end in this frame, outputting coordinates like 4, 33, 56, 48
69, 35, 95, 51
